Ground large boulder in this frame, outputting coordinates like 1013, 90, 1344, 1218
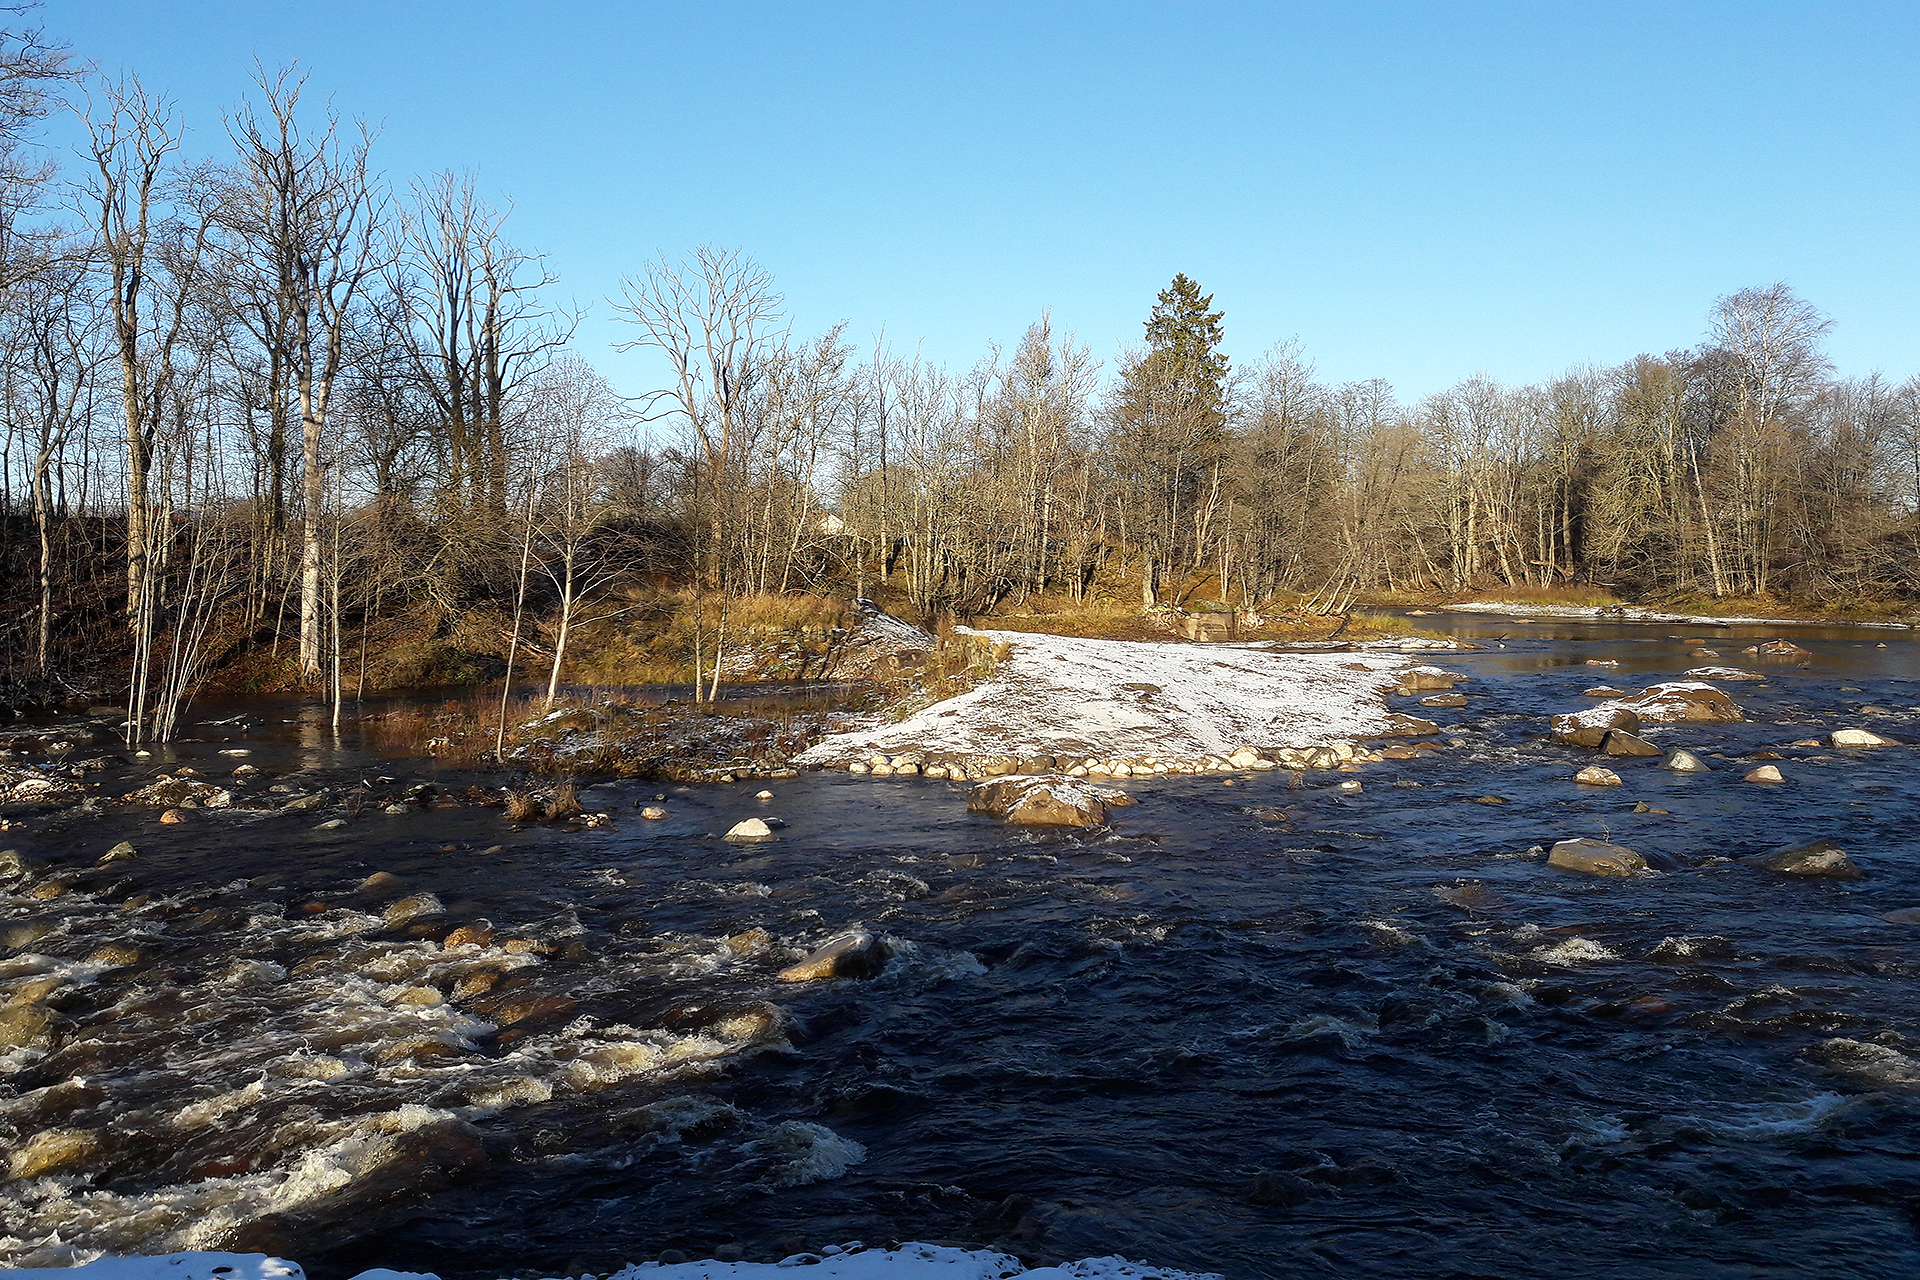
1395, 666, 1461, 693
1744, 839, 1861, 880
724, 818, 777, 843
1551, 705, 1642, 748
1623, 682, 1743, 724
968, 774, 1135, 827
778, 930, 889, 981
1831, 728, 1896, 747
1548, 838, 1649, 877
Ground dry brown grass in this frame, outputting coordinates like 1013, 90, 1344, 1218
1359, 584, 1624, 610
565, 590, 858, 686
544, 780, 582, 820
503, 790, 542, 822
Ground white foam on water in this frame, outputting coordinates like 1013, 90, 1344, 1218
1810, 1038, 1920, 1088
1693, 1092, 1854, 1140
1476, 981, 1534, 1007
1278, 1014, 1376, 1050
0, 1106, 462, 1263
1533, 937, 1618, 967
1358, 919, 1424, 948
171, 1080, 267, 1128
741, 1120, 868, 1187
873, 937, 987, 987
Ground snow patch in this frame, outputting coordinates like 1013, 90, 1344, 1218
799, 628, 1414, 766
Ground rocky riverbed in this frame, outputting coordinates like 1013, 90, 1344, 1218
1, 611, 1918, 1279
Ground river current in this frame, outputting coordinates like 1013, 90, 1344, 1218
2, 614, 1917, 1279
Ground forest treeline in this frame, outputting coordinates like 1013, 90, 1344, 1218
3, 17, 1919, 735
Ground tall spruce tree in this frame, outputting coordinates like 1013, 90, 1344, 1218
1108, 273, 1232, 604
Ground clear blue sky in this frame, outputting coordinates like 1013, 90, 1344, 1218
51, 0, 1920, 399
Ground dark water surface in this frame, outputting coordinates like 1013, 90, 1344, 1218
3, 615, 1919, 1279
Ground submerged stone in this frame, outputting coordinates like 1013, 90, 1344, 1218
1548, 838, 1648, 877
967, 774, 1135, 827
7, 1127, 102, 1179
1744, 839, 1861, 880
778, 930, 889, 982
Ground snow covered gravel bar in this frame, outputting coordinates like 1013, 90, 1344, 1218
797, 628, 1441, 780
3, 1245, 1222, 1280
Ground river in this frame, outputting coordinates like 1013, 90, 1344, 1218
2, 612, 1917, 1279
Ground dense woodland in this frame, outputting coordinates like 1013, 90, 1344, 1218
4, 19, 1920, 737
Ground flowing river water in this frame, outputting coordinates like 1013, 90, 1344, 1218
2, 613, 1918, 1279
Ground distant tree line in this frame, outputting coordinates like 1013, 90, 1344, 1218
3, 13, 1918, 734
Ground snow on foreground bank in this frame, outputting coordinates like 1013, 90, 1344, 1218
797, 628, 1418, 769
4, 1245, 1222, 1280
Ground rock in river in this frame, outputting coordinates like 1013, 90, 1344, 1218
1548, 838, 1649, 877
968, 774, 1136, 827
778, 930, 889, 982
1625, 682, 1744, 723
1551, 705, 1641, 748
1574, 765, 1622, 786
1602, 730, 1662, 757
0, 1004, 57, 1051
1831, 728, 1896, 747
725, 817, 777, 843
1744, 839, 1861, 880
1744, 765, 1785, 783
1664, 749, 1709, 773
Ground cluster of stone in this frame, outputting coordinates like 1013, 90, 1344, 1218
845, 739, 1403, 781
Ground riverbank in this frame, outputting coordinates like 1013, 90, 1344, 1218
1358, 585, 1919, 628
1437, 600, 1916, 628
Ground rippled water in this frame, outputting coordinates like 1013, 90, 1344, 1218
3, 616, 1918, 1279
